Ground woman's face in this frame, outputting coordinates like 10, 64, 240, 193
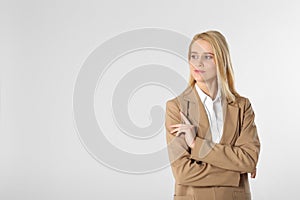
189, 39, 217, 84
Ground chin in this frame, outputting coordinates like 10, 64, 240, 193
193, 76, 205, 83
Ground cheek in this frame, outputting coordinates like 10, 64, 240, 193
189, 61, 194, 68
189, 63, 195, 72
205, 62, 217, 74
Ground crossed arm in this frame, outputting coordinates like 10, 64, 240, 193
165, 97, 260, 186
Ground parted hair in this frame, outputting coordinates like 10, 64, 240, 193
188, 30, 240, 103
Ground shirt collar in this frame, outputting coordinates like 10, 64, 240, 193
195, 84, 222, 104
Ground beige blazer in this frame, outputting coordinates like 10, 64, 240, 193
165, 85, 260, 200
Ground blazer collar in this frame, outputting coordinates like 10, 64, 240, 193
180, 85, 239, 144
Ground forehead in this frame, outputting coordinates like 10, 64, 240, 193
190, 39, 213, 53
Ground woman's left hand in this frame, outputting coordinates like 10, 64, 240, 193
169, 111, 196, 148
250, 169, 256, 178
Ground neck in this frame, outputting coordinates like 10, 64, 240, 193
196, 78, 218, 100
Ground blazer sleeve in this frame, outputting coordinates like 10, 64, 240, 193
165, 99, 241, 187
190, 97, 261, 173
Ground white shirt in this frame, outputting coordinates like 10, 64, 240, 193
195, 84, 224, 143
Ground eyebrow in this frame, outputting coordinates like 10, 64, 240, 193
191, 51, 214, 55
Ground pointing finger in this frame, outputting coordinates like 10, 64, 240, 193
170, 124, 183, 128
180, 111, 191, 125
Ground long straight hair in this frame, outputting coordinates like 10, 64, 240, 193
188, 30, 240, 103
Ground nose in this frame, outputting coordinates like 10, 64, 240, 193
196, 58, 204, 67
190, 56, 204, 68
196, 61, 204, 68
192, 63, 203, 70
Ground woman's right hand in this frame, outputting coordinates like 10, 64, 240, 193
169, 111, 197, 148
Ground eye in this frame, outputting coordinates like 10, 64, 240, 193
191, 55, 198, 59
204, 55, 213, 60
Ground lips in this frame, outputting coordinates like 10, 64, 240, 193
194, 69, 205, 73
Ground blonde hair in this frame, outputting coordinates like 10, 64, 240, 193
188, 30, 240, 103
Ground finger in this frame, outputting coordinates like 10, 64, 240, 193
170, 124, 190, 130
175, 131, 184, 137
170, 127, 181, 134
170, 124, 183, 128
171, 125, 190, 132
251, 171, 256, 178
180, 111, 191, 125
250, 170, 256, 178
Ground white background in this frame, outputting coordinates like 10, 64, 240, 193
1, 0, 300, 199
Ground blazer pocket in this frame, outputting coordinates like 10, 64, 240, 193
232, 191, 251, 200
173, 195, 194, 200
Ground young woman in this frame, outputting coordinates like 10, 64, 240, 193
165, 30, 260, 200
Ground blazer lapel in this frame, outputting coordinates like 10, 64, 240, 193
221, 98, 239, 144
180, 85, 239, 144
